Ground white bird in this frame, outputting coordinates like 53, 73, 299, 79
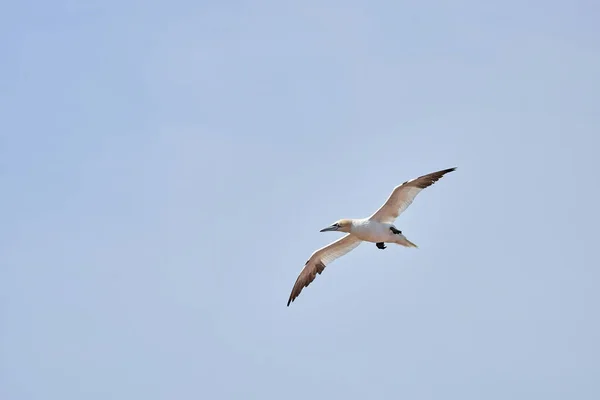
287, 167, 456, 306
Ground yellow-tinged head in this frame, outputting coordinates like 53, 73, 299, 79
319, 218, 353, 233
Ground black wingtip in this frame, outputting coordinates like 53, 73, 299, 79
438, 167, 457, 176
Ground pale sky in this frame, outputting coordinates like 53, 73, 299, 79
2, 1, 599, 399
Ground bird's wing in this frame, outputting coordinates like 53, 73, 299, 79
287, 234, 362, 306
368, 167, 456, 223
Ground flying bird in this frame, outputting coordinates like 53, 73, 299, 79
287, 167, 456, 306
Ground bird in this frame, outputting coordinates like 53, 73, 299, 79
286, 166, 456, 306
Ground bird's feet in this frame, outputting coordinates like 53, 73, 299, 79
376, 242, 387, 249
390, 226, 402, 235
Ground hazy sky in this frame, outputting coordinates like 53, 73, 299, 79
2, 1, 599, 399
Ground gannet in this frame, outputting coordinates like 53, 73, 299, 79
287, 167, 456, 306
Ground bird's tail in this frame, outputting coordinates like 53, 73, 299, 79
395, 234, 418, 248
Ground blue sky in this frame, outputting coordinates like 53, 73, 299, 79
1, 1, 599, 399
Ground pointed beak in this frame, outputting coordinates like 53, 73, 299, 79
320, 225, 339, 232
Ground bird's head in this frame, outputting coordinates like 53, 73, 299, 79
320, 219, 353, 233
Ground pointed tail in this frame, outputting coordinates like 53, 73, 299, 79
395, 234, 418, 248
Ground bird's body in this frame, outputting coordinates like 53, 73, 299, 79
338, 219, 414, 246
287, 167, 456, 306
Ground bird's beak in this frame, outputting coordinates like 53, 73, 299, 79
320, 225, 339, 232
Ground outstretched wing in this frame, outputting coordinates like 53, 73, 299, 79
287, 234, 362, 306
368, 167, 456, 223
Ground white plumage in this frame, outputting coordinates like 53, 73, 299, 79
287, 167, 456, 306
